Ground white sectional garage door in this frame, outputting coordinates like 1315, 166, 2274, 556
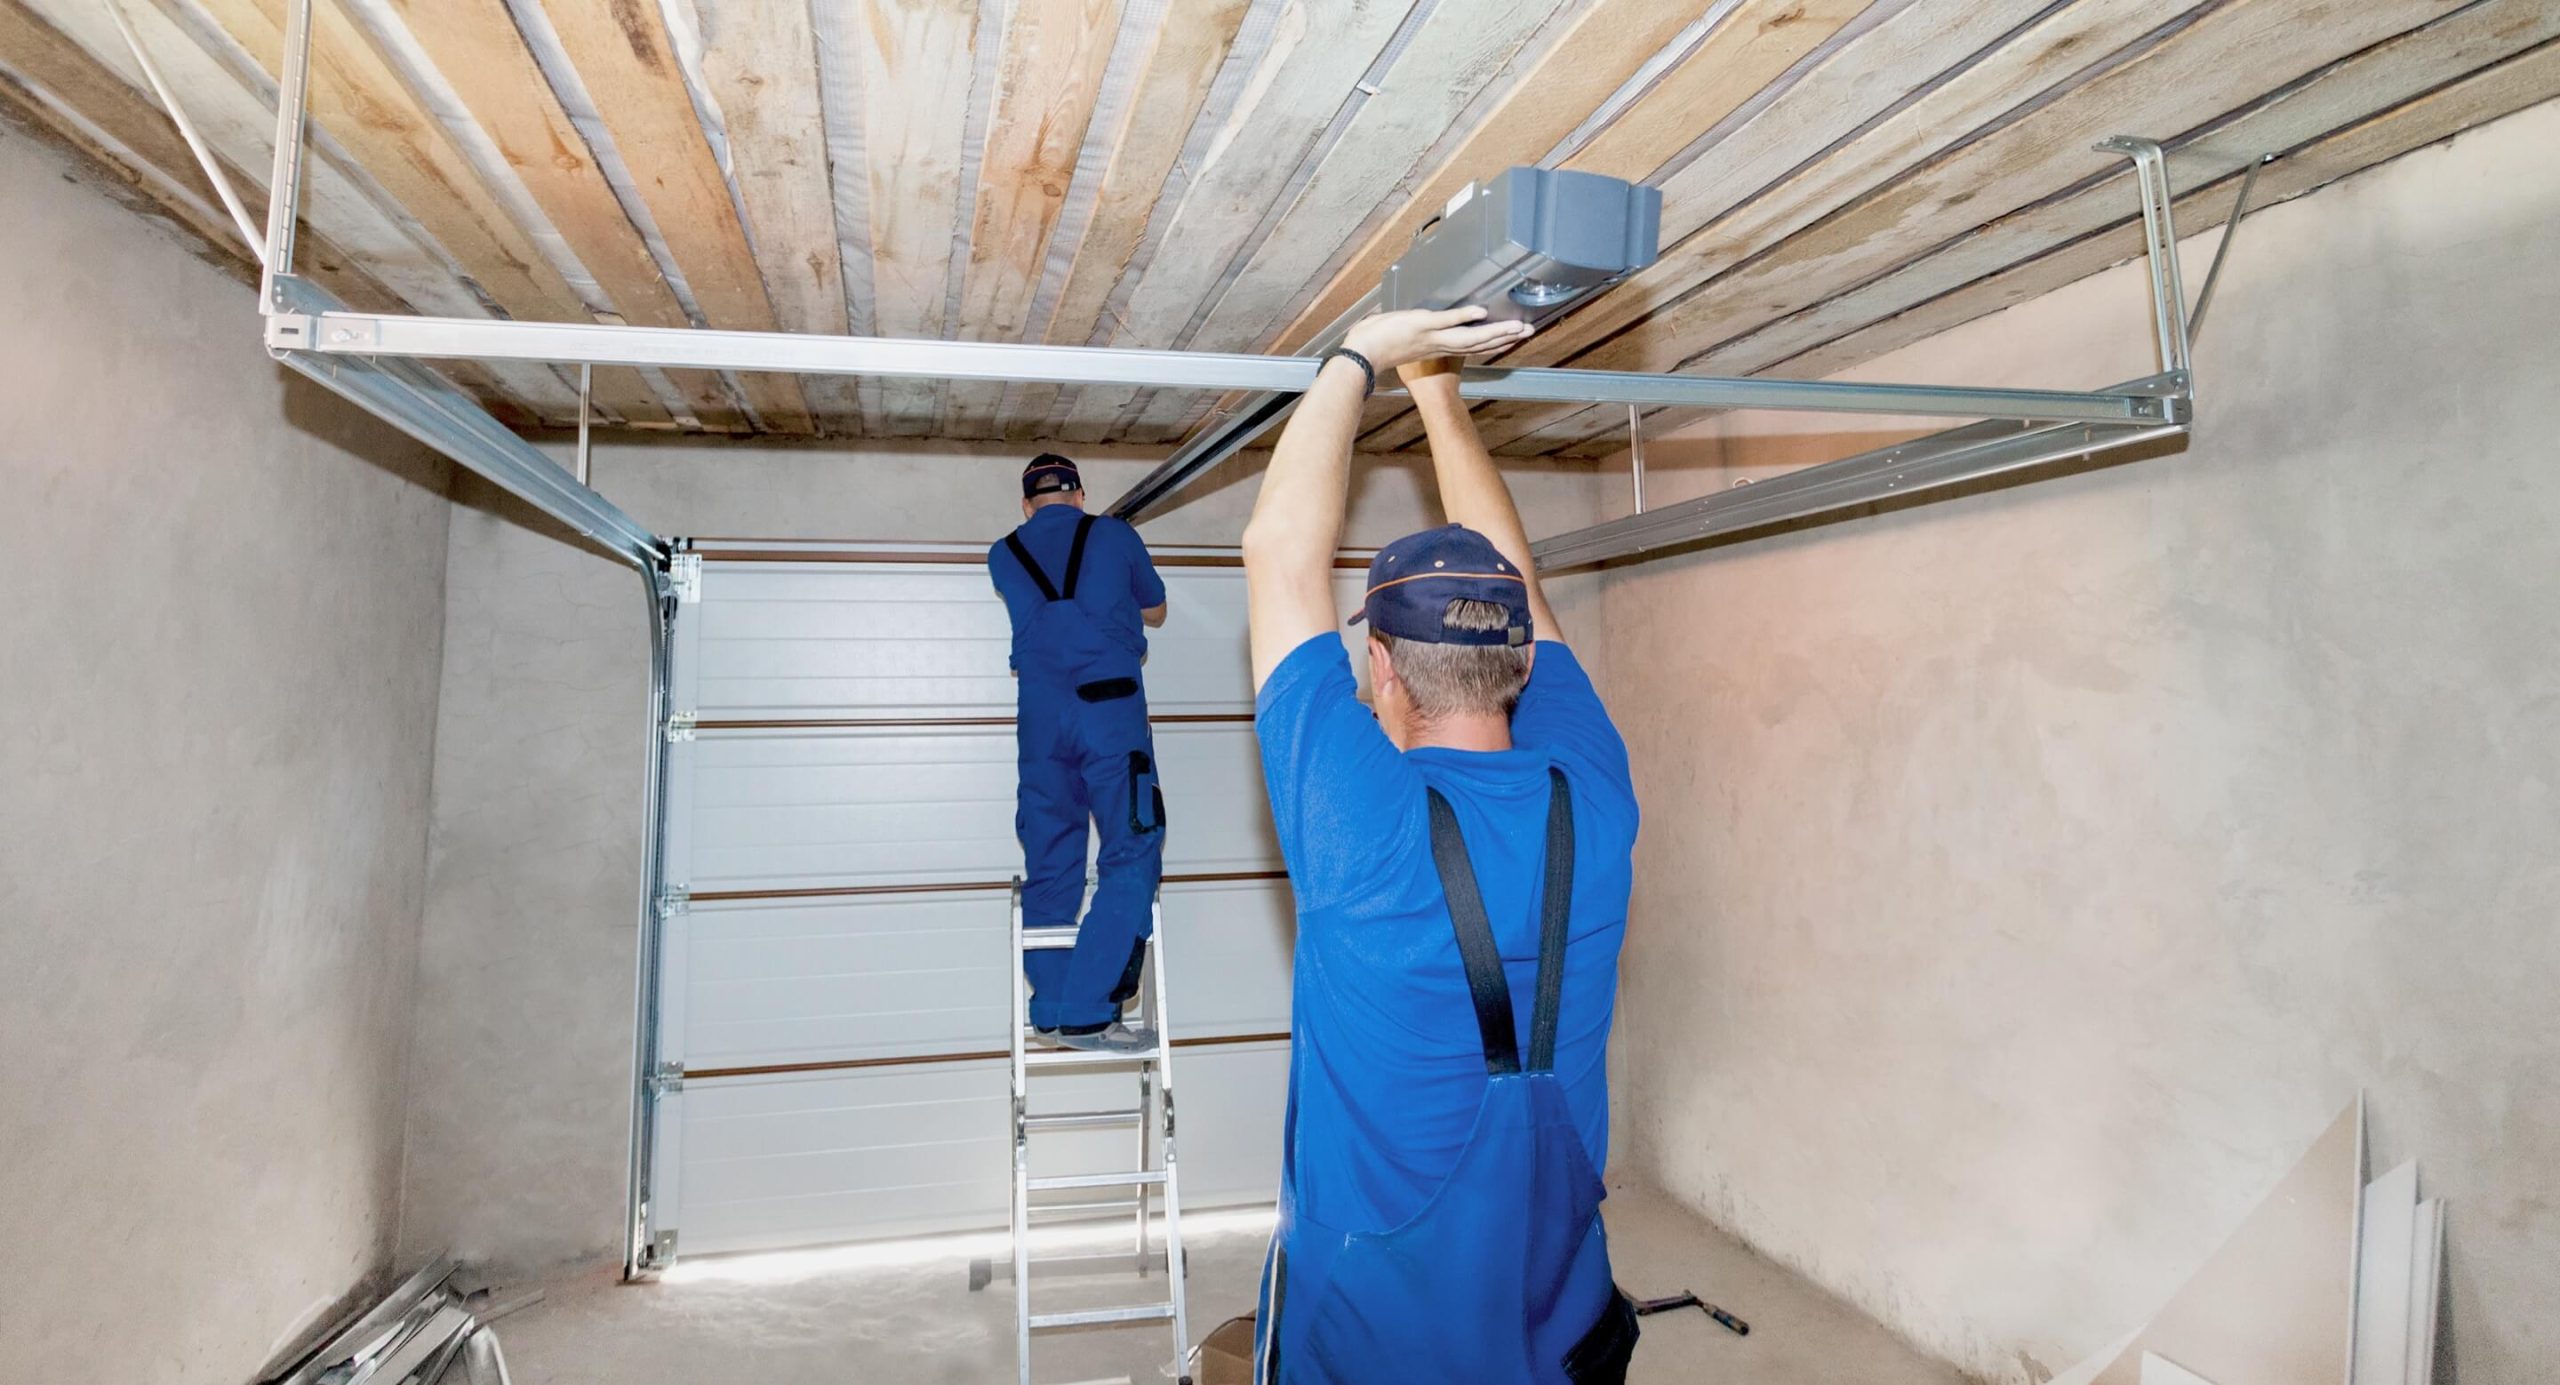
642, 539, 1361, 1258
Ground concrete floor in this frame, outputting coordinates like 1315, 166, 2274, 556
492, 1179, 1964, 1384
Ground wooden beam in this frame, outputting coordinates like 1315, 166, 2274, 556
1488, 1, 2560, 456
382, 0, 745, 430
6, 0, 572, 421
840, 0, 981, 436
1501, 0, 2509, 454
697, 0, 862, 432
537, 0, 817, 433
1052, 0, 1418, 443
1265, 0, 1705, 358
1115, 0, 1563, 441
1360, 0, 2190, 451
1569, 0, 1874, 183
1774, 27, 2560, 385
996, 0, 1249, 441
1384, 0, 2476, 453
941, 0, 1125, 439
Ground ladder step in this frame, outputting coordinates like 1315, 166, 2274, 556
1024, 1044, 1159, 1067
1028, 1170, 1166, 1192
1020, 929, 1081, 952
1023, 1108, 1144, 1131
1028, 1304, 1176, 1330
1026, 1197, 1143, 1219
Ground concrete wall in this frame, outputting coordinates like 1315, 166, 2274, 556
400, 436, 1609, 1272
0, 129, 451, 1379
1593, 101, 2560, 1382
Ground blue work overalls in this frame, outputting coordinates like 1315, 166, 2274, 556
1256, 769, 1638, 1384
1001, 514, 1165, 1032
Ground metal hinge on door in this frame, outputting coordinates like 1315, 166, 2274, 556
649, 1060, 685, 1096
656, 886, 689, 921
669, 552, 702, 604
665, 711, 697, 743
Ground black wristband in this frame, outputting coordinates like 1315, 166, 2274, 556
1318, 346, 1376, 399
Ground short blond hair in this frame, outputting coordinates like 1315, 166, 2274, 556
1374, 598, 1531, 720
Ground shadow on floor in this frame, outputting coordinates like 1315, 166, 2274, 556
494, 1181, 1963, 1384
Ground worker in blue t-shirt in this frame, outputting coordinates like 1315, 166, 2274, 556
1240, 309, 1641, 1384
988, 454, 1170, 1053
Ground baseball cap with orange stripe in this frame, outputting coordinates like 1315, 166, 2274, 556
1348, 524, 1531, 647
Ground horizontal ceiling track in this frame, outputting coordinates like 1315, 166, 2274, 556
264, 302, 2178, 426
1531, 382, 2190, 571
268, 281, 668, 572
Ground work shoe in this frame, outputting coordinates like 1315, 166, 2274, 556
1054, 1021, 1156, 1054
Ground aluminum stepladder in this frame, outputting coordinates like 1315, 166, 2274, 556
973, 881, 1193, 1385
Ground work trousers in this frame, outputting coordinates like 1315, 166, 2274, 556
1015, 676, 1165, 1031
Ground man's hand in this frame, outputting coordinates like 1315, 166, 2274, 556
1343, 307, 1531, 374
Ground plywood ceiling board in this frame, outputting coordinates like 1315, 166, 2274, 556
996, 0, 1250, 441
698, 0, 862, 432
842, 0, 980, 437
1053, 0, 1419, 443
1567, 0, 1873, 184
941, 0, 1125, 439
534, 0, 815, 432
1367, 0, 2203, 453
386, 0, 739, 428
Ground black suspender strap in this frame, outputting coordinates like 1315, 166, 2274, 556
1423, 769, 1578, 1077
1060, 514, 1096, 600
1426, 788, 1521, 1076
1527, 767, 1574, 1072
1002, 533, 1060, 602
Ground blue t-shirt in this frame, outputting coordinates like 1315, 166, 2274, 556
986, 506, 1167, 672
1254, 633, 1637, 1234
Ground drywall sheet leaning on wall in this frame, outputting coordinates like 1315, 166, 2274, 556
2079, 1100, 2361, 1385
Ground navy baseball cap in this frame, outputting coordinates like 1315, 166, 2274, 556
1022, 453, 1082, 497
1349, 525, 1532, 646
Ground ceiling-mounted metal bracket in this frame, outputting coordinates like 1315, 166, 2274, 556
2095, 136, 2194, 381
2187, 154, 2274, 347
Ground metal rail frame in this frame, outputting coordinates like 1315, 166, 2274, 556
153, 0, 2224, 1281
1528, 137, 2213, 570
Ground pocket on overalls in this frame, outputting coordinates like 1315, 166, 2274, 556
1075, 676, 1139, 702
1127, 750, 1164, 835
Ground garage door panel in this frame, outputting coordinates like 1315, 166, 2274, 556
686, 724, 1283, 893
673, 1046, 1288, 1256
682, 882, 1292, 1069
654, 548, 1310, 1256
688, 562, 1369, 720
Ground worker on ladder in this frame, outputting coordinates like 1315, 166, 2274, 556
1239, 309, 1643, 1383
989, 453, 1169, 1053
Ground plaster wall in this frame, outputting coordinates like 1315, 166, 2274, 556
1592, 100, 2560, 1381
401, 437, 1609, 1272
0, 129, 452, 1379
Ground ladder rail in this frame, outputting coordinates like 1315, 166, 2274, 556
1002, 890, 1192, 1385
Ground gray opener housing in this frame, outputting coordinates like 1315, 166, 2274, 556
1380, 167, 1662, 328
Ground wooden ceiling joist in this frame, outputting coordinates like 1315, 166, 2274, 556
1051, 0, 1422, 444
994, 0, 1251, 442
383, 0, 742, 431
1512, 0, 2560, 457
698, 0, 861, 432
6, 0, 2550, 454
534, 0, 816, 434
941, 0, 1126, 440
839, 0, 980, 438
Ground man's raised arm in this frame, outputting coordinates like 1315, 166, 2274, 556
1242, 309, 1531, 688
1398, 356, 1561, 643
